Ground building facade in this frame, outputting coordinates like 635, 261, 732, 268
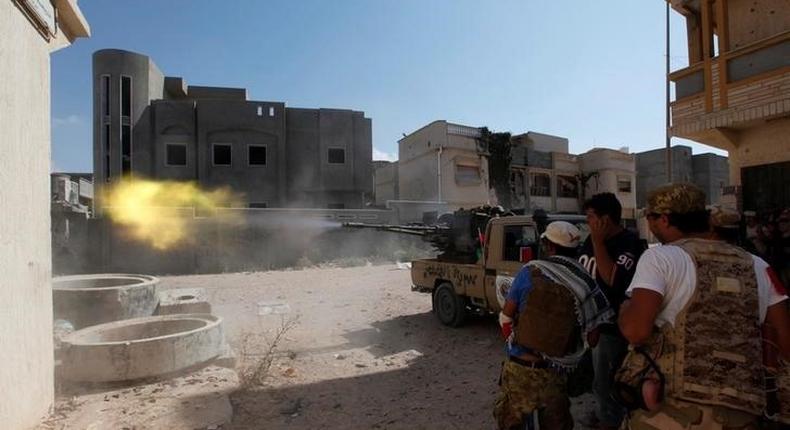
93, 49, 372, 211
635, 145, 729, 207
397, 120, 490, 210
668, 0, 789, 212
1, 1, 89, 427
393, 123, 638, 219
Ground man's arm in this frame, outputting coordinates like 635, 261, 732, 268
764, 302, 790, 360
619, 289, 663, 344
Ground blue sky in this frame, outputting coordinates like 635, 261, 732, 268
51, 0, 724, 172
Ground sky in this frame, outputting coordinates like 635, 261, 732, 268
50, 0, 725, 173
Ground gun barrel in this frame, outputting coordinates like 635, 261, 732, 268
342, 222, 446, 236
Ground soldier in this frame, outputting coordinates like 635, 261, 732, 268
495, 221, 612, 430
617, 183, 790, 429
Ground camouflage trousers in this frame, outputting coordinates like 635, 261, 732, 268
622, 398, 760, 430
494, 359, 573, 430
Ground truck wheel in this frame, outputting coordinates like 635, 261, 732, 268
433, 283, 466, 327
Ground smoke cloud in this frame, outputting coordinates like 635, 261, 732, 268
101, 179, 242, 250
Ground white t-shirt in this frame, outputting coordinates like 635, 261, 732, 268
626, 243, 788, 327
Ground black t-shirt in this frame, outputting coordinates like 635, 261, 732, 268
578, 229, 646, 316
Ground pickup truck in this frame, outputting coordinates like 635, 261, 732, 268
411, 214, 587, 326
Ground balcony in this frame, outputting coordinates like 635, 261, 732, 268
669, 30, 790, 147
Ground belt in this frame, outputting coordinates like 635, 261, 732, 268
508, 355, 549, 369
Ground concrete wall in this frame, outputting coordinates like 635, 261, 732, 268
374, 162, 398, 206
635, 146, 694, 207
692, 153, 729, 204
50, 209, 437, 276
1, 1, 88, 428
728, 118, 790, 185
727, 0, 790, 50
580, 148, 637, 219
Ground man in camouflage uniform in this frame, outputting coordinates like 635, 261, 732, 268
617, 183, 790, 430
495, 221, 612, 429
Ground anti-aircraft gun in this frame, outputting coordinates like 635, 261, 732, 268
344, 207, 589, 327
343, 205, 513, 263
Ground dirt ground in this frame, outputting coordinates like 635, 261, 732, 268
44, 263, 596, 429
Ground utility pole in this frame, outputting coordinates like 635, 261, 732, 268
666, 0, 673, 183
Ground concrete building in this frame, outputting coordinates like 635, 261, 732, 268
397, 120, 490, 210
667, 0, 790, 212
579, 148, 639, 219
51, 172, 93, 212
1, 1, 89, 427
93, 49, 372, 211
635, 145, 729, 207
373, 160, 398, 207
510, 133, 638, 219
394, 123, 638, 219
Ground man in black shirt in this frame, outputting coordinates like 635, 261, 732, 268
578, 192, 646, 430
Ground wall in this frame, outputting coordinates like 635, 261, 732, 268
1, 1, 87, 428
580, 148, 637, 219
692, 153, 729, 204
635, 146, 693, 207
727, 0, 790, 50
728, 117, 790, 185
50, 209, 438, 276
374, 162, 398, 206
397, 121, 448, 202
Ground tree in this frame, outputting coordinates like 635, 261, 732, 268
479, 127, 513, 209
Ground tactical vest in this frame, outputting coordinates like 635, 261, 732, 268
513, 266, 581, 358
618, 239, 765, 415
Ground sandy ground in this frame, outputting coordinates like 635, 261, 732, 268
43, 263, 596, 429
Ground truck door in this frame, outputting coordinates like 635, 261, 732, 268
483, 223, 538, 311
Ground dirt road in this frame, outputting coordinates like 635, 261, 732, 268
46, 264, 594, 429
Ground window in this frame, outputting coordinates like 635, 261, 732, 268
256, 106, 263, 116
101, 75, 110, 117
103, 124, 111, 182
328, 148, 345, 164
557, 175, 578, 198
213, 144, 232, 166
166, 144, 187, 166
121, 125, 131, 176
530, 173, 551, 196
121, 76, 131, 118
503, 225, 538, 262
249, 202, 268, 208
617, 176, 632, 193
456, 164, 482, 185
248, 145, 267, 166
268, 106, 275, 117
327, 203, 345, 209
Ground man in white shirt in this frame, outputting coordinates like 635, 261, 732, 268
618, 183, 790, 430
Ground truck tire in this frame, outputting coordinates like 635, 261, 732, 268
432, 282, 466, 327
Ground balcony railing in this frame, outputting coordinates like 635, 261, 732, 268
669, 30, 790, 139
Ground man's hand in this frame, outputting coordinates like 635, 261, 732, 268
588, 213, 610, 244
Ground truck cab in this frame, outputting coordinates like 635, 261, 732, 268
411, 214, 587, 327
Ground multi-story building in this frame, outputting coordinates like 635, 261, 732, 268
393, 122, 638, 219
397, 120, 490, 210
635, 145, 729, 207
2, 1, 89, 427
93, 49, 372, 212
668, 0, 789, 212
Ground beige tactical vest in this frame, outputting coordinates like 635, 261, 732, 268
619, 239, 765, 415
513, 267, 579, 358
